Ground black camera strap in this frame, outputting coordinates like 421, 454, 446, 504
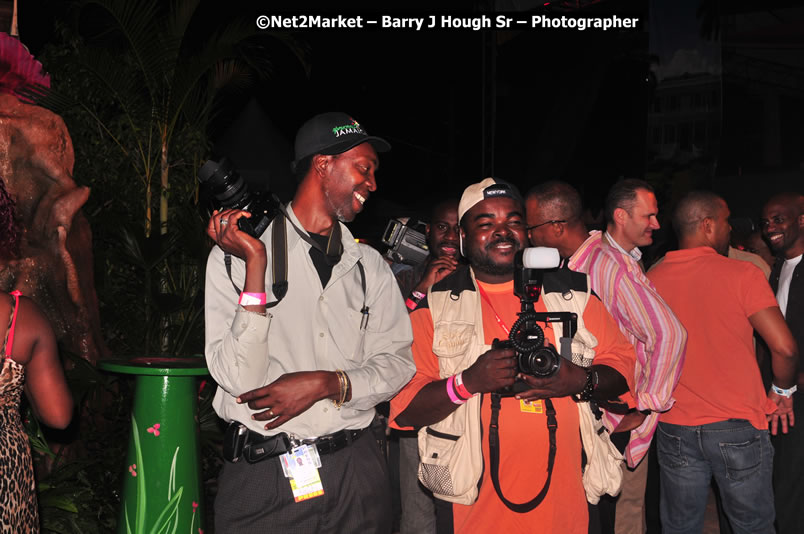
278, 207, 368, 322
224, 214, 288, 309
224, 207, 367, 317
489, 393, 557, 513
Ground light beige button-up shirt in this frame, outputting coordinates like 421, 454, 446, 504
205, 203, 415, 438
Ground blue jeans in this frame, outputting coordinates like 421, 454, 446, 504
656, 420, 774, 534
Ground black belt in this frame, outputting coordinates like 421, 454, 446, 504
224, 422, 368, 464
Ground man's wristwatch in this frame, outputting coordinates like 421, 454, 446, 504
771, 384, 797, 398
574, 367, 599, 402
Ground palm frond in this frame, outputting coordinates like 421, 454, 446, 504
79, 0, 166, 103
166, 0, 201, 46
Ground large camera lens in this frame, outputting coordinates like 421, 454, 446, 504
517, 347, 561, 377
198, 158, 250, 211
198, 157, 281, 238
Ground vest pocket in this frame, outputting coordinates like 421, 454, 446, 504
418, 427, 461, 496
417, 407, 481, 503
432, 321, 475, 361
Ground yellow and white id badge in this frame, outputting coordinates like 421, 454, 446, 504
520, 399, 544, 413
279, 444, 324, 502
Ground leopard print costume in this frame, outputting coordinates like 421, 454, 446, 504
0, 292, 39, 532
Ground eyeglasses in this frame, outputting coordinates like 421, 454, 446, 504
526, 220, 566, 231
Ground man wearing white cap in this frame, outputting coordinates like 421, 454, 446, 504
390, 178, 636, 533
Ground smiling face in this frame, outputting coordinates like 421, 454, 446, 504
460, 197, 527, 283
761, 198, 804, 259
320, 142, 378, 222
427, 201, 460, 260
614, 188, 660, 250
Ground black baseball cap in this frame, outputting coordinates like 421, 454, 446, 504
293, 112, 391, 169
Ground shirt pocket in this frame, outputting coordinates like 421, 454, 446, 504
328, 307, 367, 361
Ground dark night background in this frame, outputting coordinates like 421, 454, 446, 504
2, 2, 803, 530
12, 0, 804, 241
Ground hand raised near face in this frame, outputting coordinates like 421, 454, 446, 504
207, 209, 266, 263
415, 256, 459, 293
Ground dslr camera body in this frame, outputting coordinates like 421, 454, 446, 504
197, 157, 282, 238
494, 247, 578, 395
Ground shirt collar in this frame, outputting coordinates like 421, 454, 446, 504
605, 231, 642, 261
284, 202, 362, 265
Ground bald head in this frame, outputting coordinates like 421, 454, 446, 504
766, 192, 804, 213
673, 191, 731, 255
673, 191, 723, 239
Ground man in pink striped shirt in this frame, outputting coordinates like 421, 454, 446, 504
526, 179, 686, 534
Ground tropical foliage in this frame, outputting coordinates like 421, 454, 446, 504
19, 1, 305, 531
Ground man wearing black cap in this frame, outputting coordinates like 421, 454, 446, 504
204, 112, 415, 532
389, 178, 635, 533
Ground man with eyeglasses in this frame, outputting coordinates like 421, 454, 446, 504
526, 179, 686, 534
761, 192, 804, 534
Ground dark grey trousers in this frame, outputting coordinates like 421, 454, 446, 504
215, 430, 392, 534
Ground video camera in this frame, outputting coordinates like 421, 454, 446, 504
197, 157, 282, 238
381, 218, 429, 266
493, 247, 578, 395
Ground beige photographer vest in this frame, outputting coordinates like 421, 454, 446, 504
417, 266, 623, 506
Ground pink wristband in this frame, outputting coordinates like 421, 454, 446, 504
406, 298, 418, 311
454, 372, 472, 400
446, 375, 465, 405
239, 292, 267, 306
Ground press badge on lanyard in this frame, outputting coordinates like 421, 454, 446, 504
279, 444, 324, 502
520, 399, 544, 413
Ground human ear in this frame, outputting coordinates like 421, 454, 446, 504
312, 154, 330, 178
614, 207, 627, 226
702, 217, 714, 237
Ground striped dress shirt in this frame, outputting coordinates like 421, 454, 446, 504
569, 231, 687, 466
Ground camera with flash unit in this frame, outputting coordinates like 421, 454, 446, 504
493, 247, 578, 393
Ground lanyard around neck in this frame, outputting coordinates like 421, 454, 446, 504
476, 283, 510, 336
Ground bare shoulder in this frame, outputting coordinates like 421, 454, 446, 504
6, 296, 55, 364
15, 295, 50, 325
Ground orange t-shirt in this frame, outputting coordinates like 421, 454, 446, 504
647, 247, 779, 430
390, 279, 636, 534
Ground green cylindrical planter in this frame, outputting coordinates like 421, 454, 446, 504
99, 357, 209, 534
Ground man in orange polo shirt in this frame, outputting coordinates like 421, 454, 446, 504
390, 178, 636, 533
648, 191, 798, 534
